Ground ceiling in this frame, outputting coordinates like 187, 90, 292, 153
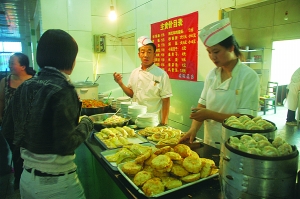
0, 0, 37, 41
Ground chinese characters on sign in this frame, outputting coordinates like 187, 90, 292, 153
151, 11, 198, 81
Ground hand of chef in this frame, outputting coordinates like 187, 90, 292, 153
190, 107, 211, 122
113, 72, 123, 85
179, 129, 197, 144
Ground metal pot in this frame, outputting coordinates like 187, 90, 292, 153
81, 106, 110, 116
219, 134, 299, 199
73, 81, 99, 100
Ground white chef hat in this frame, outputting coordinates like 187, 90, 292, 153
137, 36, 153, 48
199, 18, 233, 47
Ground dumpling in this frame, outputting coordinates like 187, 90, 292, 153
244, 139, 257, 148
277, 143, 293, 156
230, 122, 245, 129
238, 115, 251, 124
244, 120, 256, 130
252, 133, 268, 142
261, 146, 279, 157
272, 137, 286, 148
225, 116, 238, 123
257, 140, 272, 149
240, 135, 253, 144
252, 116, 262, 122
247, 147, 262, 155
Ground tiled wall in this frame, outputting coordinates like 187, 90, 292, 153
34, 0, 299, 136
229, 0, 300, 91
88, 0, 222, 137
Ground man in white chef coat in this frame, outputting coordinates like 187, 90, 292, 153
113, 36, 173, 125
286, 67, 300, 125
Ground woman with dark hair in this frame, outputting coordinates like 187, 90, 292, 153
180, 18, 260, 149
0, 52, 36, 188
1, 29, 93, 198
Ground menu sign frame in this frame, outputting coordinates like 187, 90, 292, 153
151, 11, 198, 81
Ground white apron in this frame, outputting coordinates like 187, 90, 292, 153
204, 77, 237, 149
133, 70, 162, 120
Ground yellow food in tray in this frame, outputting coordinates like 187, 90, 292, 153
117, 143, 218, 197
138, 126, 183, 145
94, 126, 138, 149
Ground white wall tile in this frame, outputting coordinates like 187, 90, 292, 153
96, 45, 122, 74
117, 11, 136, 34
70, 30, 93, 62
71, 61, 94, 82
68, 0, 92, 31
40, 0, 68, 30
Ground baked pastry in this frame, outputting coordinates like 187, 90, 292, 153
170, 164, 189, 177
154, 146, 172, 155
160, 176, 182, 190
135, 149, 152, 164
182, 156, 202, 173
151, 155, 172, 171
144, 153, 157, 166
173, 144, 191, 158
200, 158, 215, 178
164, 152, 182, 161
121, 161, 143, 176
142, 178, 165, 197
133, 171, 152, 186
181, 173, 201, 183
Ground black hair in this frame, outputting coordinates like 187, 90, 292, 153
139, 43, 157, 53
218, 35, 243, 59
12, 52, 36, 76
36, 29, 78, 70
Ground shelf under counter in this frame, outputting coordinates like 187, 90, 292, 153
82, 134, 222, 199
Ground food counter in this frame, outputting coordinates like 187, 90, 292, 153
82, 134, 222, 199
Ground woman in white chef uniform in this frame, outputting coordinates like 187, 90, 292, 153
113, 36, 173, 126
180, 18, 260, 149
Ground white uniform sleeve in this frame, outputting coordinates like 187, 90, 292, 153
160, 71, 173, 98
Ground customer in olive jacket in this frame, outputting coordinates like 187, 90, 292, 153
1, 29, 93, 199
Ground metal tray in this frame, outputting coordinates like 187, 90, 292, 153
117, 162, 219, 198
94, 132, 149, 149
100, 143, 155, 171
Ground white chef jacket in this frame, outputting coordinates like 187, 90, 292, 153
198, 60, 260, 149
287, 67, 300, 110
127, 64, 173, 118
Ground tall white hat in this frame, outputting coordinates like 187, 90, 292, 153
137, 36, 153, 48
199, 18, 233, 47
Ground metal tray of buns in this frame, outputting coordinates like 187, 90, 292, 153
117, 163, 218, 198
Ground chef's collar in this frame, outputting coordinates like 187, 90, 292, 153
211, 59, 240, 90
139, 63, 155, 72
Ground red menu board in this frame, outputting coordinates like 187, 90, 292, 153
151, 11, 198, 81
